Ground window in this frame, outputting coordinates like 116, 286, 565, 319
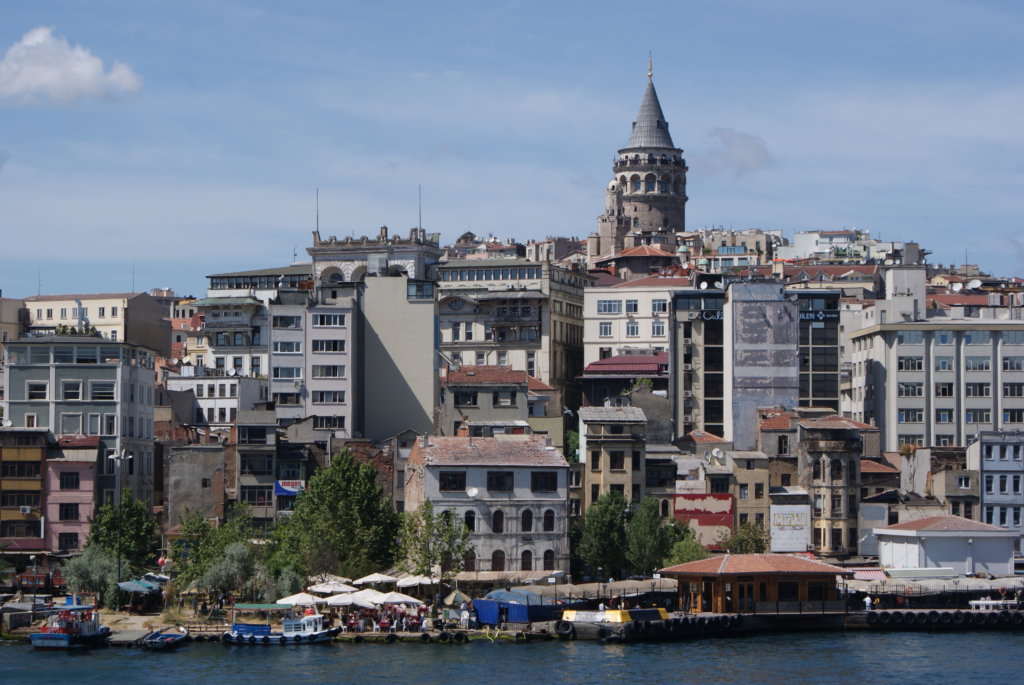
311, 390, 345, 403
898, 382, 923, 397
597, 300, 622, 314
58, 533, 79, 551
898, 434, 924, 446
966, 409, 991, 424
935, 408, 954, 424
497, 351, 508, 366
464, 511, 476, 531
966, 383, 991, 397
487, 471, 514, 492
1004, 383, 1024, 397
240, 454, 273, 475
1004, 331, 1024, 345
898, 356, 923, 371
2, 462, 40, 478
521, 510, 533, 533
58, 503, 79, 521
492, 511, 505, 534
491, 549, 506, 571
652, 299, 668, 313
312, 339, 345, 352
934, 356, 954, 371
1004, 409, 1024, 423
90, 381, 115, 401
599, 321, 612, 337
965, 356, 991, 371
1004, 357, 1024, 372
957, 475, 971, 489
738, 484, 749, 500
111, 306, 118, 317
899, 408, 924, 423
27, 382, 47, 400
543, 509, 555, 532
60, 471, 80, 489
272, 315, 302, 329
439, 472, 466, 491
313, 314, 345, 327
531, 471, 558, 492
451, 322, 461, 341
626, 321, 639, 337
273, 366, 302, 379
239, 485, 273, 506
625, 300, 638, 314
965, 330, 991, 345
897, 330, 924, 344
312, 365, 345, 378
493, 391, 515, 407
312, 416, 345, 430
609, 451, 625, 470
935, 382, 955, 397
1, 491, 40, 508
273, 341, 302, 353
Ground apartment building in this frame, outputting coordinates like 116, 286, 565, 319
22, 292, 169, 354
0, 427, 51, 555
44, 435, 99, 554
577, 406, 647, 512
583, 276, 687, 366
975, 430, 1024, 552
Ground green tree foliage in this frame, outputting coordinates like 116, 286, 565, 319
624, 497, 674, 575
88, 490, 158, 568
400, 500, 474, 582
201, 542, 255, 595
171, 506, 255, 589
577, 492, 628, 579
719, 522, 769, 554
664, 524, 709, 567
271, 449, 399, 578
63, 545, 129, 609
564, 431, 580, 464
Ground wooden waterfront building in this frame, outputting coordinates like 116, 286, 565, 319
660, 554, 852, 614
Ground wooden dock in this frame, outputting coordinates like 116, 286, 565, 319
108, 629, 151, 647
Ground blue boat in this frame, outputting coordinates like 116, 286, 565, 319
29, 604, 111, 650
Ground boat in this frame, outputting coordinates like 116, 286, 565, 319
142, 625, 190, 650
29, 604, 111, 649
222, 608, 340, 645
555, 607, 670, 642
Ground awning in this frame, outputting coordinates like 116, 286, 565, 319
118, 580, 159, 594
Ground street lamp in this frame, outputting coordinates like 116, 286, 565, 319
109, 451, 133, 611
29, 554, 37, 614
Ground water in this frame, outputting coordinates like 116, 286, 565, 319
4, 631, 1023, 684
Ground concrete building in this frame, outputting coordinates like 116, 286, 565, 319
405, 435, 570, 573
3, 337, 158, 504
436, 259, 587, 405
589, 74, 688, 267
165, 370, 266, 433
974, 430, 1024, 552
44, 435, 100, 555
577, 406, 647, 512
439, 366, 531, 437
22, 292, 170, 355
162, 443, 226, 537
875, 515, 1017, 576
583, 276, 688, 367
0, 427, 52, 556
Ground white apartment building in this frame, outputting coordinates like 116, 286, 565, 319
583, 276, 687, 367
973, 430, 1024, 552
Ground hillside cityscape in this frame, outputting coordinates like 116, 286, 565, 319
3, 70, 1024, 602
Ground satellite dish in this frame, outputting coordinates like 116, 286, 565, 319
226, 368, 236, 376
713, 281, 723, 289
466, 487, 479, 498
951, 282, 963, 293
968, 279, 982, 291
884, 259, 893, 266
699, 281, 708, 290
2, 418, 12, 427
711, 448, 723, 458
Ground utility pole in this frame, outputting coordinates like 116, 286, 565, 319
109, 451, 133, 611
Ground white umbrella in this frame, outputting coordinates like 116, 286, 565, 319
397, 575, 438, 588
308, 573, 353, 584
374, 591, 424, 605
325, 593, 377, 609
353, 572, 399, 586
276, 592, 325, 606
308, 581, 358, 594
349, 588, 386, 603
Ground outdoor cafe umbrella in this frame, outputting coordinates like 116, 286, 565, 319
118, 580, 159, 594
276, 592, 326, 606
308, 581, 358, 594
353, 572, 398, 586
325, 593, 377, 609
396, 575, 437, 588
443, 589, 471, 606
374, 591, 424, 606
308, 573, 352, 584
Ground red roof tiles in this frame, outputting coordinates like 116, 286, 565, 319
408, 435, 567, 468
683, 430, 726, 443
860, 458, 900, 474
446, 366, 527, 385
881, 515, 1007, 533
661, 553, 851, 576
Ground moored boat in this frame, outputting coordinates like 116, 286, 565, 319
142, 625, 190, 650
222, 608, 339, 645
556, 607, 670, 642
29, 604, 111, 649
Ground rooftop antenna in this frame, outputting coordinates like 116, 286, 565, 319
418, 184, 423, 230
131, 260, 135, 292
316, 187, 319, 231
648, 52, 653, 80
37, 267, 41, 296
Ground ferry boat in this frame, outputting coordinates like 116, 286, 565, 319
556, 607, 670, 642
29, 604, 111, 649
222, 608, 339, 645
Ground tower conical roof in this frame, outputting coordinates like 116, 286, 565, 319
624, 80, 675, 150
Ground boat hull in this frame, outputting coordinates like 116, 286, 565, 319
221, 628, 340, 645
30, 627, 111, 650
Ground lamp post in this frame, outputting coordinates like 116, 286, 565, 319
30, 554, 37, 614
109, 451, 133, 611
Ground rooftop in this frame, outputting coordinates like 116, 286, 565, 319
880, 515, 1009, 533
577, 406, 647, 423
446, 366, 527, 386
24, 292, 141, 302
409, 435, 567, 468
661, 553, 851, 576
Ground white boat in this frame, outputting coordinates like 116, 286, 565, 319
222, 608, 339, 645
29, 604, 111, 649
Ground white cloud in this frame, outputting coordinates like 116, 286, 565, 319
692, 127, 774, 176
0, 27, 141, 105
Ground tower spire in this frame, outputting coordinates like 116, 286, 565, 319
648, 52, 653, 80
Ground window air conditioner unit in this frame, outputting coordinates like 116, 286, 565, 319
682, 338, 693, 346
682, 415, 693, 423
687, 312, 700, 321
19, 506, 32, 515
682, 364, 693, 371
682, 391, 693, 398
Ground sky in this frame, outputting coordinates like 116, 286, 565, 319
1, 0, 1023, 299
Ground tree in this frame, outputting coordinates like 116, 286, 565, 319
271, 449, 399, 578
624, 497, 674, 575
88, 490, 158, 569
171, 506, 254, 589
577, 492, 628, 579
719, 522, 769, 554
400, 500, 474, 582
663, 525, 708, 566
63, 545, 129, 609
564, 431, 579, 464
201, 542, 255, 596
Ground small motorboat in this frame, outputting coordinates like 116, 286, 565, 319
222, 608, 340, 645
142, 625, 190, 650
29, 604, 111, 650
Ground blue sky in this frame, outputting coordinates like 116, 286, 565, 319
2, 1, 1023, 298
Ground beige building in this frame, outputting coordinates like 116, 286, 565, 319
23, 292, 170, 356
583, 276, 687, 367
577, 406, 647, 513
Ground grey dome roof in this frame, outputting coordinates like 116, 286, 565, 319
624, 80, 675, 150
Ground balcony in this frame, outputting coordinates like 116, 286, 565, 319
805, 440, 860, 453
